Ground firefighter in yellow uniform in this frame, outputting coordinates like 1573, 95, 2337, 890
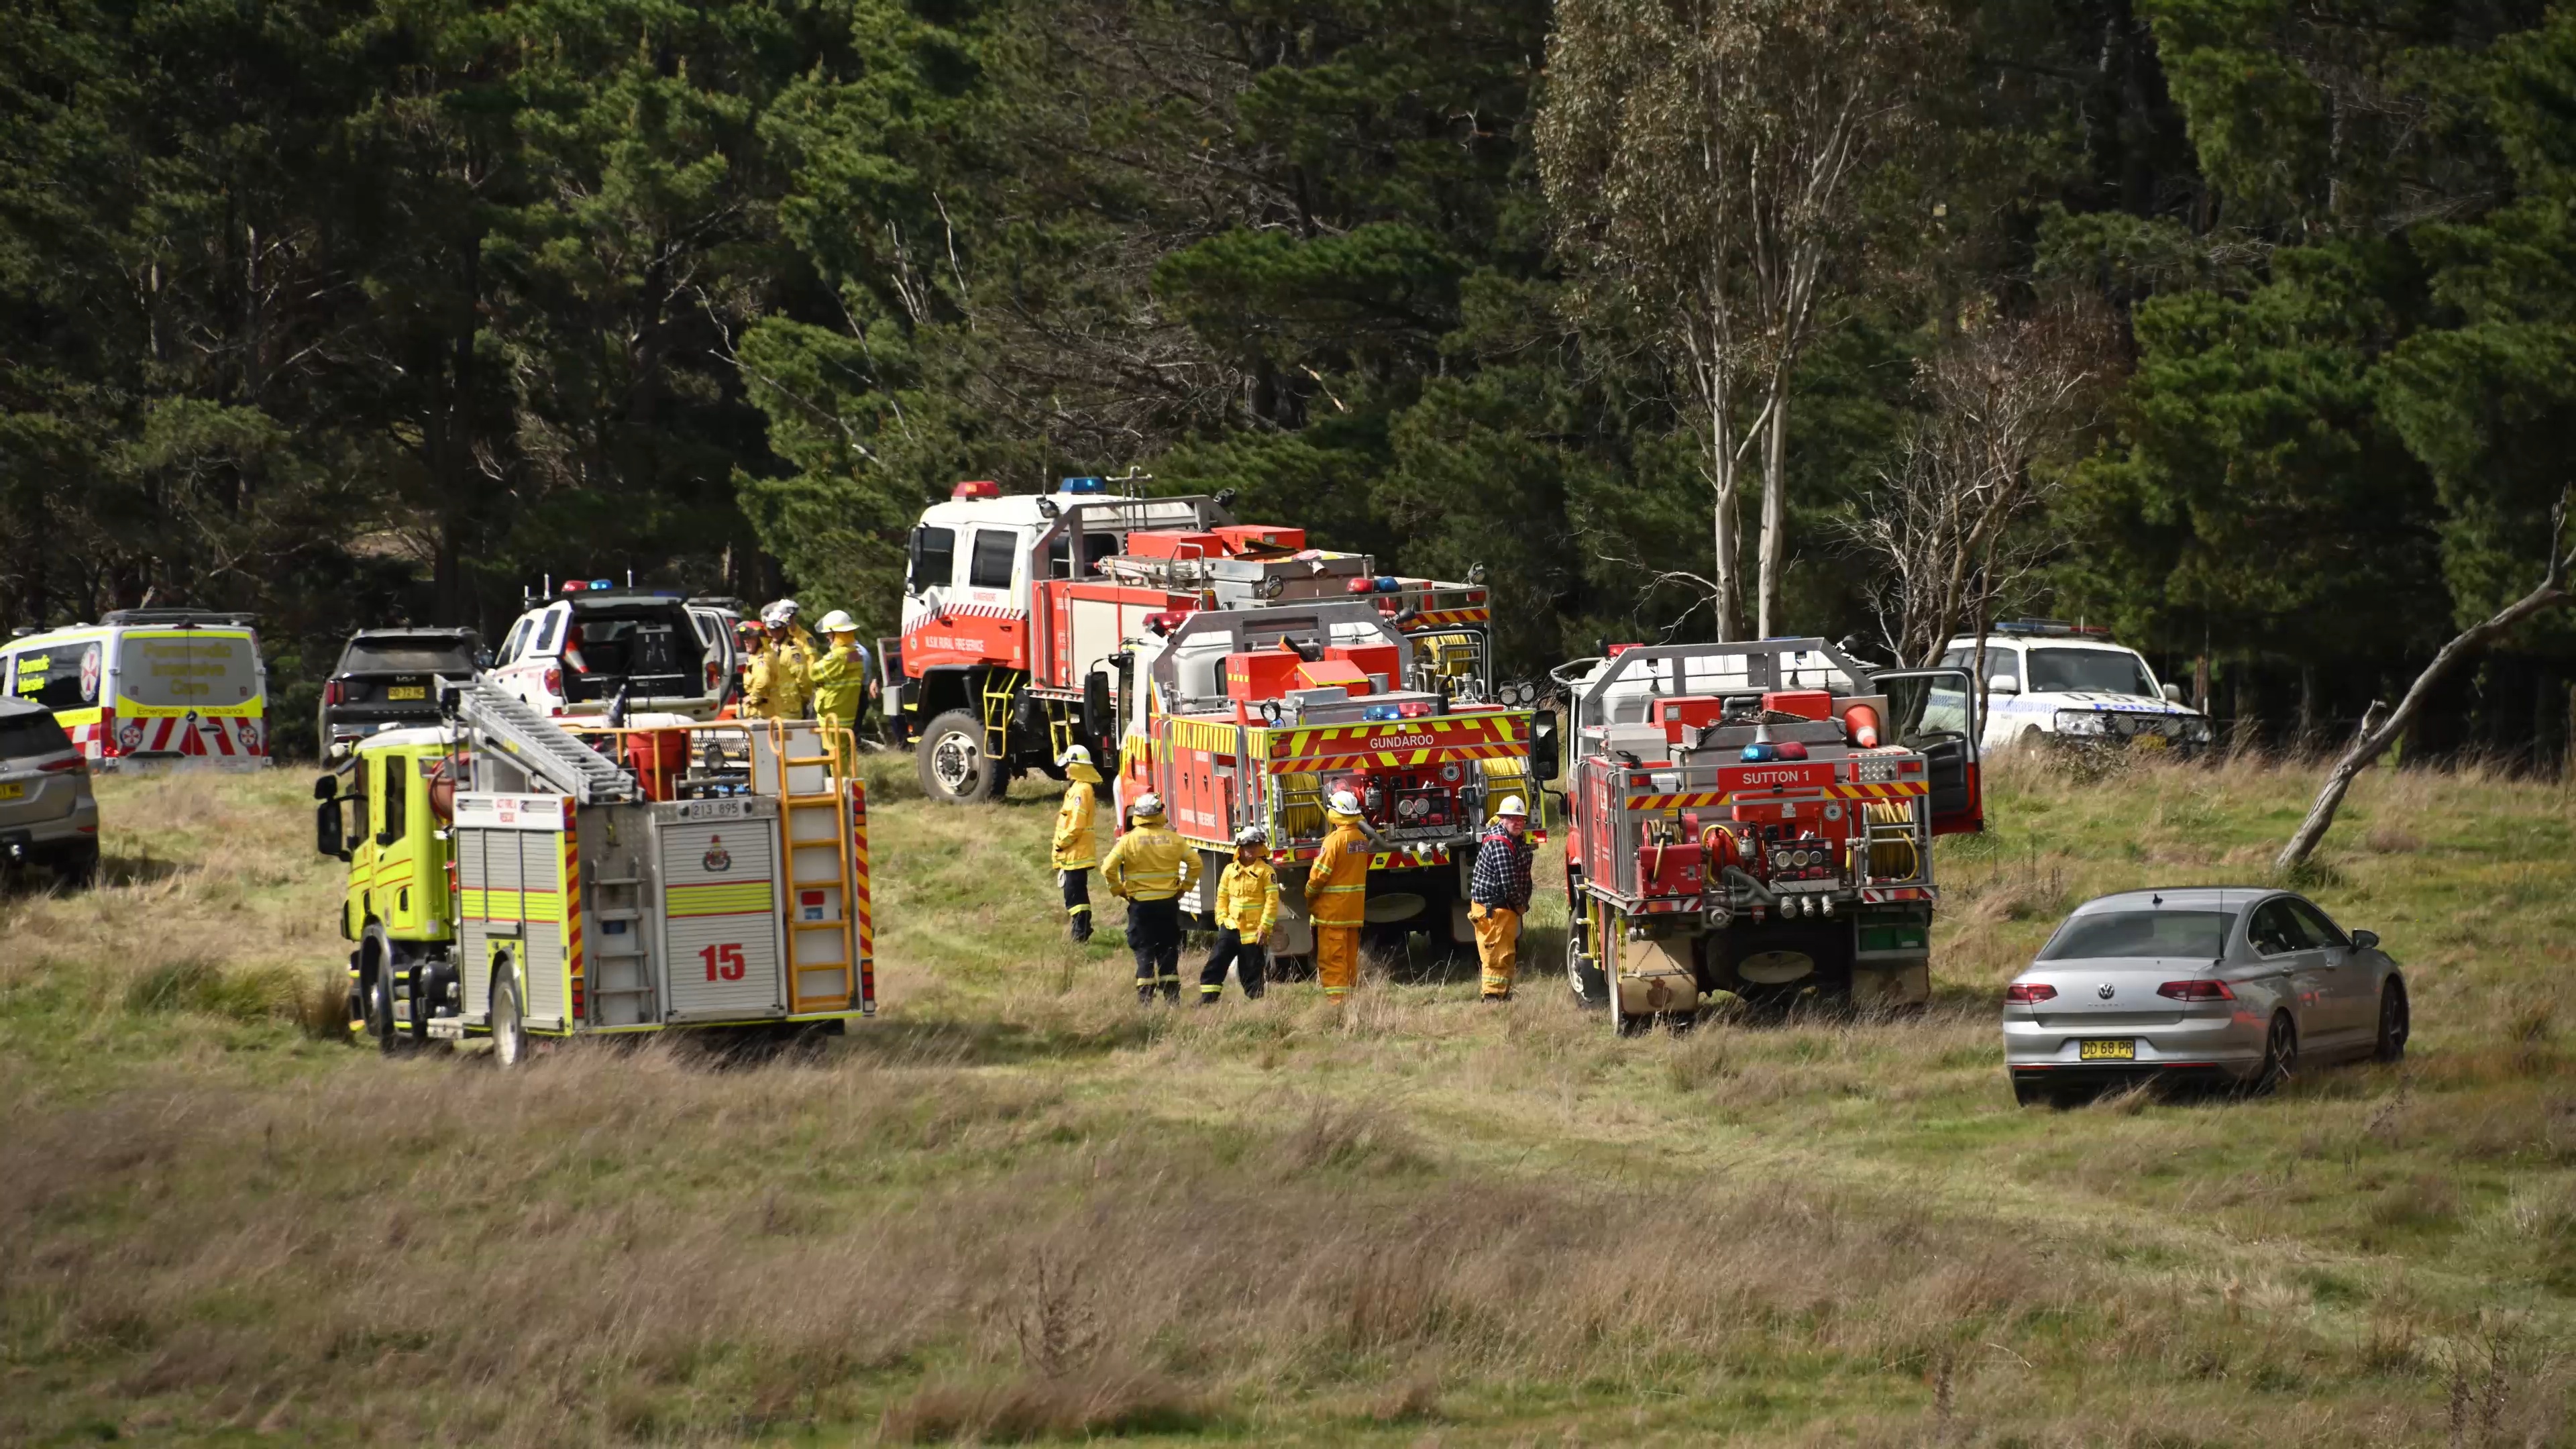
1304, 788, 1369, 1000
1099, 792, 1199, 1002
743, 599, 815, 720
807, 608, 872, 774
1052, 745, 1103, 943
1199, 826, 1277, 1002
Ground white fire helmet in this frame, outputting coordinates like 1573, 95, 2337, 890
1328, 788, 1362, 815
1131, 792, 1165, 820
1234, 825, 1269, 848
759, 598, 801, 628
1495, 794, 1529, 818
1057, 744, 1093, 769
816, 608, 857, 635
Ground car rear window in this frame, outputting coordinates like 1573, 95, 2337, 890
2039, 909, 2232, 961
342, 639, 475, 674
119, 632, 262, 708
0, 710, 75, 761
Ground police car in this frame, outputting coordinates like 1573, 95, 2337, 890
1942, 621, 2212, 755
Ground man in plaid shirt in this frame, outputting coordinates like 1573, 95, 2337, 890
1468, 795, 1535, 1000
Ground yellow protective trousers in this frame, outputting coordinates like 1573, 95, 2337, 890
1470, 903, 1519, 998
1316, 924, 1360, 999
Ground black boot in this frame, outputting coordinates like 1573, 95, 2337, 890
1069, 914, 1093, 943
1136, 983, 1156, 1005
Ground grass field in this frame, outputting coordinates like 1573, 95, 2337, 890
3, 749, 2572, 1445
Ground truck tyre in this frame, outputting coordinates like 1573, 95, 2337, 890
916, 709, 1004, 804
1566, 941, 1609, 1010
362, 928, 402, 1055
490, 960, 528, 1069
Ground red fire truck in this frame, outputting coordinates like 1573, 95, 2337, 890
1552, 639, 1982, 1032
890, 476, 1513, 802
1110, 601, 1552, 966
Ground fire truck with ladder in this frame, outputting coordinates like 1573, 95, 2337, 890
888, 475, 1522, 802
312, 678, 875, 1063
1552, 639, 1982, 1032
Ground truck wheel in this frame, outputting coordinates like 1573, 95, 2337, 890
916, 709, 1003, 804
490, 963, 528, 1069
1566, 941, 1609, 1010
362, 931, 401, 1055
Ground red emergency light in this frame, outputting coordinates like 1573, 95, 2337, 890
561, 579, 588, 592
951, 479, 1002, 500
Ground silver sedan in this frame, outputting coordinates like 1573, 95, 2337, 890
2002, 888, 2408, 1105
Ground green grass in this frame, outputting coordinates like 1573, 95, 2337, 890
1, 749, 2572, 1444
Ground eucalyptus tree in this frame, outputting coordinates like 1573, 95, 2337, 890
1535, 0, 1951, 637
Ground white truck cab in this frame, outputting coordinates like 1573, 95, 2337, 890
1943, 622, 2212, 755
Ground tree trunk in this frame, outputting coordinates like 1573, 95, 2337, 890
1756, 389, 1788, 639
1710, 378, 1741, 642
2279, 490, 2573, 871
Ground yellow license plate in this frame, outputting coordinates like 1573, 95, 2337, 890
387, 686, 427, 700
2080, 1038, 2137, 1061
2134, 733, 2169, 751
0, 782, 22, 800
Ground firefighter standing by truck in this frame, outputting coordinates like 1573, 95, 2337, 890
1199, 826, 1277, 1004
1468, 796, 1534, 1002
1100, 792, 1199, 1002
743, 600, 814, 720
1305, 789, 1369, 1002
808, 609, 873, 770
1053, 745, 1104, 943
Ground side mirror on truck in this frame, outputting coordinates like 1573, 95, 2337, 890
1532, 711, 1561, 783
314, 798, 347, 861
1083, 668, 1116, 741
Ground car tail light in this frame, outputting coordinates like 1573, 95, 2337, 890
705, 660, 720, 691
2004, 982, 2056, 1003
2157, 979, 2235, 1002
323, 679, 343, 706
39, 757, 84, 774
544, 666, 563, 696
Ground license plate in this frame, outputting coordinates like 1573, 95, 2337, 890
388, 686, 427, 701
2134, 734, 2169, 751
2080, 1038, 2137, 1061
0, 782, 21, 801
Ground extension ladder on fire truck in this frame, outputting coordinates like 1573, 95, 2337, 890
444, 676, 639, 804
752, 720, 866, 1013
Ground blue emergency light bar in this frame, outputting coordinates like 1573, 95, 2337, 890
1059, 476, 1106, 494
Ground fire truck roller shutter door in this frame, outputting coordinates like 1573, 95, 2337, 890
658, 807, 785, 1021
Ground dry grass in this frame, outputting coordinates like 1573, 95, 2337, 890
3, 757, 2575, 1442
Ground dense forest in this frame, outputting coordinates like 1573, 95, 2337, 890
3, 0, 2573, 761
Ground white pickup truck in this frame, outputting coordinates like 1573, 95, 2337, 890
1943, 623, 2212, 756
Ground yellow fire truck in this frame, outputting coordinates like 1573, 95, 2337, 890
315, 678, 873, 1061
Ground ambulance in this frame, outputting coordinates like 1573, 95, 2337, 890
1, 610, 270, 770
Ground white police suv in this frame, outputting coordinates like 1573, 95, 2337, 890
1942, 621, 2212, 756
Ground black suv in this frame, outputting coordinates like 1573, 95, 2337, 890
320, 627, 482, 753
